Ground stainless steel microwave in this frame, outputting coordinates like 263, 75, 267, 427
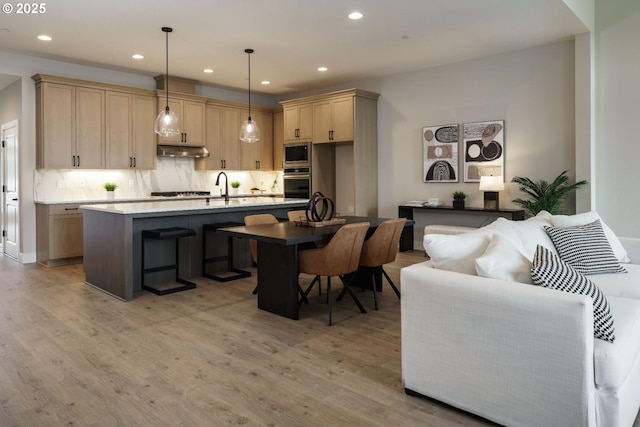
283, 142, 311, 168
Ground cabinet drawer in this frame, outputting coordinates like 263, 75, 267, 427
49, 204, 82, 215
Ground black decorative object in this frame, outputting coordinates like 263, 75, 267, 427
306, 192, 335, 222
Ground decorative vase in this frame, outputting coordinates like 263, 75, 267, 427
453, 200, 465, 209
231, 188, 239, 195
107, 191, 115, 200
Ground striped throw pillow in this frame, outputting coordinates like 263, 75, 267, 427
544, 220, 626, 275
531, 245, 615, 343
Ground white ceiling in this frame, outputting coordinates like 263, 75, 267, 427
0, 0, 588, 96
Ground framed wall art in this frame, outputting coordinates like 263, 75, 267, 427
423, 124, 459, 183
463, 120, 504, 182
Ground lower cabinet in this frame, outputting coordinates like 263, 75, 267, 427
36, 204, 83, 266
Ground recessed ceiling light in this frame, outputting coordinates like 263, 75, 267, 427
261, 80, 270, 85
348, 11, 363, 20
132, 54, 144, 60
203, 68, 214, 73
37, 35, 52, 41
317, 67, 328, 72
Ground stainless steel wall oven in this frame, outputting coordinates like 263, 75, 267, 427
283, 167, 311, 199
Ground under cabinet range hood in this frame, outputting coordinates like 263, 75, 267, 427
156, 144, 210, 158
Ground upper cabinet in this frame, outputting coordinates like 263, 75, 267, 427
106, 92, 156, 169
156, 94, 206, 145
283, 103, 313, 142
34, 78, 105, 169
313, 96, 354, 144
273, 111, 284, 170
240, 109, 274, 171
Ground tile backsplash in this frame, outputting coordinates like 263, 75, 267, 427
34, 157, 283, 202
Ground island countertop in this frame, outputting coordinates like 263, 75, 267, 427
80, 197, 309, 216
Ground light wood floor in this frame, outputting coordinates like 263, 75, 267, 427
1, 252, 638, 427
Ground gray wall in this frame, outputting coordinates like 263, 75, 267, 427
595, 0, 640, 237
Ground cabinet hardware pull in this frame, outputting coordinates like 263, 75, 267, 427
72, 155, 76, 167
64, 207, 79, 211
133, 157, 136, 168
12, 198, 18, 201
129, 157, 133, 168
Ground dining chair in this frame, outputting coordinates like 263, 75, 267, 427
298, 222, 370, 325
352, 218, 407, 310
287, 209, 308, 223
244, 214, 278, 295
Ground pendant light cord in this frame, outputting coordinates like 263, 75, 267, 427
246, 48, 253, 121
162, 27, 172, 113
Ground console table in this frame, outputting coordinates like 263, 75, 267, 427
398, 204, 525, 251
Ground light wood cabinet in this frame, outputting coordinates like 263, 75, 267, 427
240, 109, 273, 170
313, 96, 354, 143
36, 203, 83, 266
283, 103, 313, 142
33, 74, 158, 170
106, 92, 156, 169
280, 89, 379, 216
156, 95, 206, 145
195, 104, 224, 170
273, 111, 284, 170
34, 81, 105, 169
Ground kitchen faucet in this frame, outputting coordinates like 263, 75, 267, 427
215, 171, 229, 202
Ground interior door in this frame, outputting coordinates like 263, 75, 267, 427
2, 120, 19, 259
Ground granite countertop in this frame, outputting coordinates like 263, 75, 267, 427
80, 197, 309, 215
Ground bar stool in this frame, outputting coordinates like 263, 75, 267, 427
202, 222, 251, 282
141, 226, 196, 295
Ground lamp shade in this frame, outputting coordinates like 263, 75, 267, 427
154, 107, 180, 137
240, 118, 261, 143
479, 175, 505, 191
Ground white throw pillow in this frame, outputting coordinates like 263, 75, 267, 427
424, 232, 490, 275
475, 233, 533, 284
510, 212, 557, 259
550, 211, 630, 263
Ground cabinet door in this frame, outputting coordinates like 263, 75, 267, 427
75, 87, 105, 168
283, 106, 299, 142
330, 96, 354, 142
131, 95, 157, 169
273, 111, 284, 170
221, 107, 242, 170
105, 91, 132, 169
49, 214, 83, 259
297, 104, 313, 140
182, 99, 205, 145
195, 104, 223, 170
40, 83, 75, 168
312, 101, 332, 143
240, 109, 273, 170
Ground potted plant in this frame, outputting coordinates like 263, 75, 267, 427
511, 170, 587, 217
230, 181, 241, 195
452, 191, 466, 209
104, 182, 118, 199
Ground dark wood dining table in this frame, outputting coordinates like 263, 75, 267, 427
217, 216, 412, 320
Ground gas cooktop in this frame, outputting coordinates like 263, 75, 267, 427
151, 191, 211, 197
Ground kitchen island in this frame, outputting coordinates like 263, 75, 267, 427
81, 197, 308, 301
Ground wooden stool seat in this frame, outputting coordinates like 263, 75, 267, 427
202, 223, 251, 282
141, 227, 196, 295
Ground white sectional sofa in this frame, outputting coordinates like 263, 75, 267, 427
401, 211, 640, 427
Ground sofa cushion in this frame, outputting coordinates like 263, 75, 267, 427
551, 211, 631, 263
475, 233, 533, 284
512, 212, 557, 259
591, 263, 640, 300
531, 245, 615, 343
544, 220, 627, 275
424, 232, 490, 275
594, 296, 640, 388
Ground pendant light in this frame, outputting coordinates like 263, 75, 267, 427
154, 26, 181, 137
239, 48, 260, 143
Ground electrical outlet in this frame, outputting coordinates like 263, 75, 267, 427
57, 180, 69, 189
129, 179, 134, 187
79, 179, 85, 188
348, 205, 354, 213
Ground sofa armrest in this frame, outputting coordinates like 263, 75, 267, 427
401, 262, 596, 427
619, 236, 640, 264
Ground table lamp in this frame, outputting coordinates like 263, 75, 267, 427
479, 175, 504, 210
